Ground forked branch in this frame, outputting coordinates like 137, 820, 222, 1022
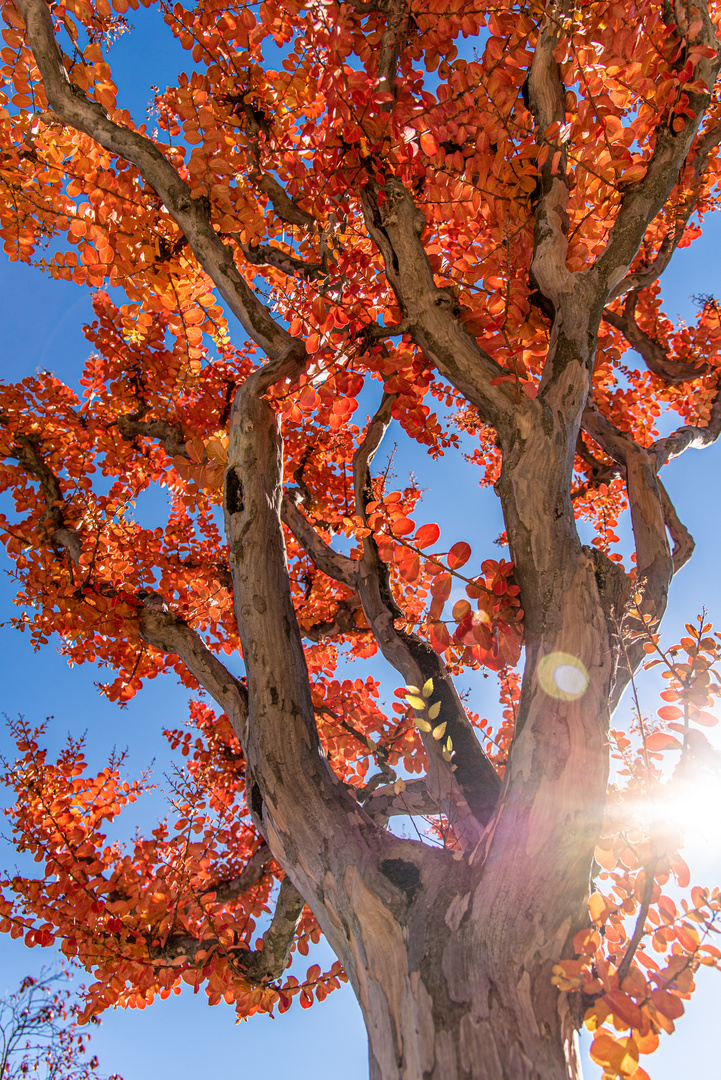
591, 0, 721, 298
205, 843, 271, 903
608, 120, 721, 302
359, 176, 516, 429
526, 3, 571, 316
351, 394, 501, 844
603, 291, 708, 384
363, 777, 440, 826
10, 434, 82, 564
138, 603, 248, 737
240, 877, 305, 983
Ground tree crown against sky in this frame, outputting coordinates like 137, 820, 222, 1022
0, 0, 720, 1077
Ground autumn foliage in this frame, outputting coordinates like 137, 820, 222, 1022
0, 0, 720, 1075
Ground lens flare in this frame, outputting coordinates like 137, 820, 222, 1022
538, 652, 589, 701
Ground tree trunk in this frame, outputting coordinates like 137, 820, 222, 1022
306, 840, 586, 1080
223, 373, 611, 1080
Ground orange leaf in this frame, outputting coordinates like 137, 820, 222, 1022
420, 131, 439, 156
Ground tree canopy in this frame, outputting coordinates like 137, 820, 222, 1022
0, 0, 720, 1076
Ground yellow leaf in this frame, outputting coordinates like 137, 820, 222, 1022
405, 685, 420, 694
432, 722, 447, 740
422, 678, 434, 698
428, 701, 441, 720
394, 778, 406, 795
416, 717, 432, 732
406, 695, 426, 710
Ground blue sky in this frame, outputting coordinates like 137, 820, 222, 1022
0, 7, 719, 1079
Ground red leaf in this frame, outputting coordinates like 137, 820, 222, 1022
429, 621, 450, 653
448, 541, 472, 569
691, 710, 718, 727
645, 732, 683, 752
392, 517, 415, 536
430, 573, 452, 601
657, 705, 683, 721
415, 522, 440, 548
419, 131, 439, 156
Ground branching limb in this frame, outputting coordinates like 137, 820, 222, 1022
607, 120, 721, 302
11, 435, 81, 564
249, 170, 316, 230
581, 405, 671, 598
155, 877, 303, 983
240, 877, 305, 982
280, 491, 359, 588
18, 0, 305, 372
526, 3, 571, 316
602, 291, 707, 383
204, 843, 271, 903
363, 778, 440, 826
352, 394, 501, 846
241, 242, 323, 281
359, 177, 516, 429
138, 602, 248, 738
652, 388, 721, 467
224, 383, 380, 895
590, 2, 721, 298
658, 479, 695, 573
582, 404, 675, 700
117, 413, 188, 459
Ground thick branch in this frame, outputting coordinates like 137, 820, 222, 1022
242, 242, 322, 280
157, 876, 303, 983
607, 120, 721, 301
224, 385, 381, 898
363, 778, 440, 826
602, 292, 707, 383
205, 843, 271, 903
18, 0, 304, 372
117, 414, 188, 458
582, 405, 675, 702
281, 491, 359, 587
352, 395, 501, 845
582, 406, 672, 600
376, 0, 408, 102
590, 4, 721, 298
658, 479, 695, 573
359, 176, 516, 428
138, 604, 248, 737
526, 7, 571, 315
13, 435, 81, 564
652, 387, 721, 467
250, 171, 315, 230
240, 877, 305, 982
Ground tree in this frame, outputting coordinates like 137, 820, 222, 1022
0, 0, 720, 1075
0, 971, 120, 1079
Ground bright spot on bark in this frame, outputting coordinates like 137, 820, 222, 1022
538, 652, 589, 701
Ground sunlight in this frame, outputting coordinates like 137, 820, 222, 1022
656, 772, 721, 866
538, 652, 590, 701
